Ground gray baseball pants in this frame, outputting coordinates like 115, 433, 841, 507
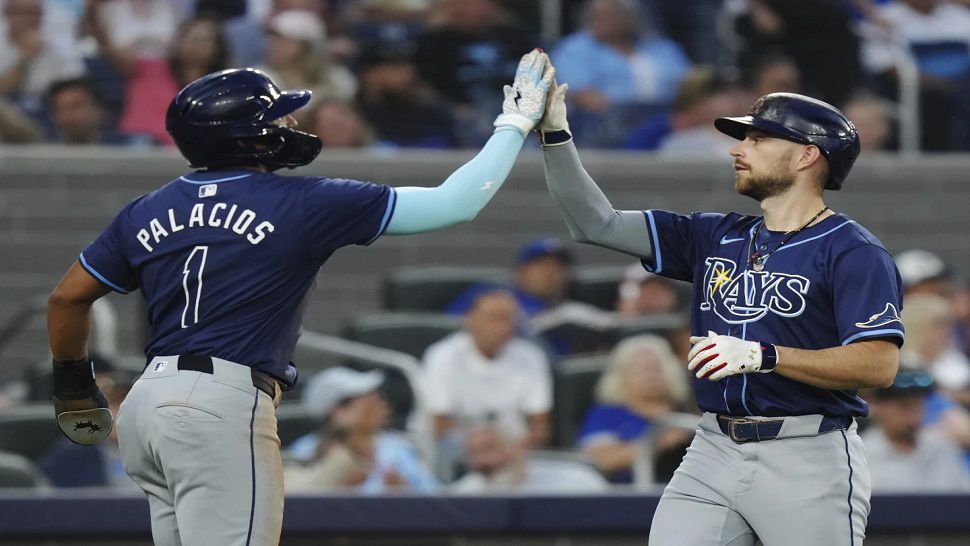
117, 356, 284, 546
649, 413, 870, 546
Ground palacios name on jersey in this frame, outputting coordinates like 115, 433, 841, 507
699, 257, 810, 324
135, 202, 276, 252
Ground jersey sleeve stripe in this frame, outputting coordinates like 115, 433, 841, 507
643, 210, 662, 273
364, 188, 397, 246
841, 329, 904, 346
79, 253, 131, 294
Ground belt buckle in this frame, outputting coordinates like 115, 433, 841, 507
728, 417, 756, 443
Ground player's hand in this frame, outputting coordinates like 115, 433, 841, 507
538, 77, 569, 134
687, 332, 777, 381
52, 357, 113, 445
493, 48, 555, 137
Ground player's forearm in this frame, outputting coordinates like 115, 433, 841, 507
774, 340, 898, 390
384, 128, 525, 234
542, 141, 652, 258
47, 295, 93, 361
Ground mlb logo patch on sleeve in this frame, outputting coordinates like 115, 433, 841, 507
199, 184, 218, 198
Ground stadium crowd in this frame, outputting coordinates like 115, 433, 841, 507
0, 0, 967, 151
2, 0, 970, 497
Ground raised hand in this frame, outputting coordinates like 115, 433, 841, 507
493, 49, 555, 137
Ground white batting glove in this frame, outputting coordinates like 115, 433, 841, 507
539, 79, 569, 133
494, 49, 555, 137
687, 331, 778, 381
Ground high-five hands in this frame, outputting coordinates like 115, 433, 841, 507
687, 331, 779, 381
494, 49, 555, 137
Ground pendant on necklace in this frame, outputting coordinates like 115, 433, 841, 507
751, 255, 765, 271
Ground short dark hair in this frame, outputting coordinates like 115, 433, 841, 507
45, 78, 101, 108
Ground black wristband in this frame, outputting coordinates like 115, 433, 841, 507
540, 129, 572, 146
52, 357, 98, 399
759, 343, 778, 372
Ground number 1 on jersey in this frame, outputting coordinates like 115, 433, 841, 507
181, 246, 208, 328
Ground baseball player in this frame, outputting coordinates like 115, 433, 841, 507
538, 79, 904, 544
46, 50, 553, 546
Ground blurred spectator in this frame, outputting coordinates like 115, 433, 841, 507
895, 248, 954, 297
741, 51, 801, 98
0, 95, 42, 142
450, 424, 609, 493
0, 0, 85, 116
342, 0, 429, 52
857, 0, 970, 150
861, 369, 970, 492
841, 91, 896, 152
625, 65, 736, 151
424, 290, 552, 475
656, 67, 743, 156
39, 371, 139, 489
285, 367, 437, 493
901, 293, 970, 407
45, 77, 127, 144
616, 263, 681, 316
258, 9, 356, 127
449, 238, 575, 317
356, 40, 456, 148
87, 5, 231, 145
553, 0, 690, 110
576, 335, 692, 484
312, 98, 377, 149
640, 0, 724, 64
413, 0, 534, 145
447, 237, 614, 355
729, 0, 860, 106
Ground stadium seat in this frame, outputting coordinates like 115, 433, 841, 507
0, 450, 47, 488
382, 266, 510, 311
0, 403, 65, 461
550, 354, 608, 448
275, 403, 320, 449
570, 264, 628, 311
344, 312, 461, 359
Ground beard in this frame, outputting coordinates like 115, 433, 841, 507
735, 152, 796, 201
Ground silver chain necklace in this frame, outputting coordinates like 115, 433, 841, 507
747, 206, 829, 272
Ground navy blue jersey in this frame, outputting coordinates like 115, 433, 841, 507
642, 210, 904, 418
80, 169, 396, 387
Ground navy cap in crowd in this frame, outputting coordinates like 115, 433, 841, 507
516, 237, 572, 265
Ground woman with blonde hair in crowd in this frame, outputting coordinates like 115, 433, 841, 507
576, 334, 693, 483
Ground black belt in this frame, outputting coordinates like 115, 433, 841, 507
146, 355, 279, 400
717, 415, 853, 444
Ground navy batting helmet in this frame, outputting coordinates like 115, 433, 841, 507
714, 93, 860, 190
166, 68, 322, 171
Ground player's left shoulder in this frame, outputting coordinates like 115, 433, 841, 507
822, 213, 889, 254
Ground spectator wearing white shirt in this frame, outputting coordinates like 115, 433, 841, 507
424, 289, 552, 472
0, 0, 84, 115
862, 369, 970, 492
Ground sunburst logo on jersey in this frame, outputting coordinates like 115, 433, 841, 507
708, 263, 733, 298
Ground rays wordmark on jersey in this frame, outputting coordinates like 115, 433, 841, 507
700, 257, 810, 324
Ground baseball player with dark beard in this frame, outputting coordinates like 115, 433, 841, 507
537, 78, 904, 543
46, 51, 553, 546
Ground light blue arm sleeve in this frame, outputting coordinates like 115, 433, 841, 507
385, 128, 525, 234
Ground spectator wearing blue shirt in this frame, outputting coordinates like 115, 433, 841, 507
551, 0, 690, 115
285, 367, 438, 494
576, 335, 692, 484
